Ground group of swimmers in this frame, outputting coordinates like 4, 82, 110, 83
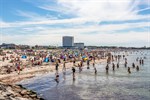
54, 51, 146, 83
106, 53, 145, 74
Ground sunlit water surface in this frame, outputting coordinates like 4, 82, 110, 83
19, 50, 150, 100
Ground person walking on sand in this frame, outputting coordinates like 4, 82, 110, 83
16, 63, 20, 74
63, 62, 66, 72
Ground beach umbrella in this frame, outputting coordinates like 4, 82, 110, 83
43, 58, 49, 62
22, 55, 27, 59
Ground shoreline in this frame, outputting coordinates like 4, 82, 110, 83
0, 59, 107, 84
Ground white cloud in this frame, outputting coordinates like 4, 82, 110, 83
57, 0, 139, 20
0, 21, 11, 28
0, 14, 149, 28
1, 0, 150, 47
16, 10, 58, 21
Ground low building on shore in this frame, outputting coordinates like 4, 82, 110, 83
74, 43, 84, 49
0, 43, 16, 49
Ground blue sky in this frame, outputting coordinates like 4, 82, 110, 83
0, 0, 150, 47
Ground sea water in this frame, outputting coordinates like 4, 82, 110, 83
19, 50, 150, 100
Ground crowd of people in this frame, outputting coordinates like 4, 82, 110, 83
0, 49, 146, 84
53, 50, 146, 83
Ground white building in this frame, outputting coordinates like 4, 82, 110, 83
62, 36, 74, 47
74, 43, 84, 49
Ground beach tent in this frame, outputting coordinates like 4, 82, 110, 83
43, 58, 49, 62
22, 55, 27, 59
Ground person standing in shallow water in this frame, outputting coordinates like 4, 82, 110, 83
112, 63, 115, 71
124, 61, 127, 67
139, 59, 142, 65
128, 67, 131, 74
87, 60, 90, 69
72, 67, 76, 80
117, 63, 119, 68
93, 62, 95, 67
55, 62, 59, 74
106, 64, 109, 73
136, 65, 139, 71
141, 59, 144, 65
132, 63, 135, 68
94, 67, 97, 74
92, 62, 97, 74
55, 73, 59, 83
78, 63, 82, 73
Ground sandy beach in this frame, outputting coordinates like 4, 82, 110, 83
0, 49, 107, 84
0, 59, 107, 83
